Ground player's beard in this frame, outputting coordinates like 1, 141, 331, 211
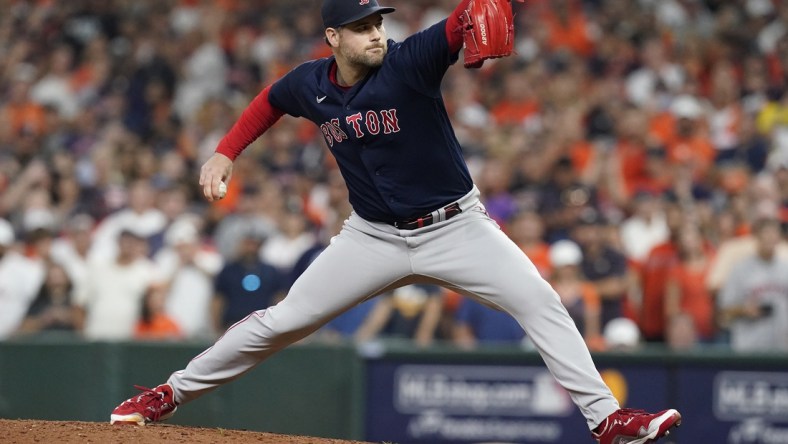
341, 43, 387, 68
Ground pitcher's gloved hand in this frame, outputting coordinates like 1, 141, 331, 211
462, 0, 524, 69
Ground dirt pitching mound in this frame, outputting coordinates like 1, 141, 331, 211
1, 419, 373, 444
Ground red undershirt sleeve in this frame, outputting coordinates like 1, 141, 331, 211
445, 0, 471, 53
215, 85, 285, 161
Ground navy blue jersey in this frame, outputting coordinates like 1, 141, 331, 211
269, 20, 472, 223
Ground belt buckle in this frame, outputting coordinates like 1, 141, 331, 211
444, 202, 461, 218
394, 201, 462, 230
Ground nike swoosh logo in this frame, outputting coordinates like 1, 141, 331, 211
316, 96, 327, 103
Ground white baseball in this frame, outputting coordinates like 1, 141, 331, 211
218, 181, 227, 199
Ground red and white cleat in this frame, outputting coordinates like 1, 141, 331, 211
110, 384, 178, 426
592, 408, 682, 444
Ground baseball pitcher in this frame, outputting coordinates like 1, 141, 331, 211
110, 1, 681, 442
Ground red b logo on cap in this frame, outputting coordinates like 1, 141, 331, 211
359, 0, 369, 4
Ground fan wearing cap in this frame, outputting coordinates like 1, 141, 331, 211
548, 240, 604, 350
662, 95, 716, 179
151, 219, 224, 339
112, 2, 682, 442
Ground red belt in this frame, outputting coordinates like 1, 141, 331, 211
391, 202, 463, 230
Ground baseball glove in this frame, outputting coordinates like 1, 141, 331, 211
462, 0, 522, 69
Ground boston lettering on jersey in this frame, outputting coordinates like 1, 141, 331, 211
269, 20, 472, 224
322, 109, 400, 146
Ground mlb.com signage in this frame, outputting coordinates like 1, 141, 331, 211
396, 365, 570, 442
714, 372, 788, 444
363, 351, 788, 444
395, 365, 572, 416
364, 362, 670, 443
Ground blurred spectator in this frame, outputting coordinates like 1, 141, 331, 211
489, 67, 540, 127
571, 211, 629, 328
172, 24, 228, 122
74, 228, 156, 341
17, 173, 59, 235
29, 44, 80, 120
89, 180, 167, 262
661, 95, 716, 181
756, 90, 788, 138
625, 36, 684, 109
549, 240, 604, 350
49, 213, 95, 289
212, 184, 277, 260
536, 0, 598, 58
17, 262, 78, 335
664, 224, 716, 342
725, 114, 770, 173
134, 283, 182, 341
0, 160, 50, 220
154, 218, 223, 339
443, 69, 489, 151
214, 228, 285, 331
604, 106, 660, 206
603, 317, 642, 351
539, 157, 598, 242
0, 219, 46, 339
626, 37, 685, 110
452, 296, 525, 349
302, 168, 353, 237
708, 60, 745, 162
261, 205, 315, 273
706, 203, 788, 296
355, 285, 444, 348
148, 184, 195, 255
718, 218, 788, 352
619, 191, 669, 264
477, 157, 517, 224
0, 64, 47, 138
769, 154, 788, 229
668, 170, 722, 240
634, 199, 685, 342
24, 226, 54, 267
666, 312, 699, 351
507, 210, 552, 279
756, 1, 787, 55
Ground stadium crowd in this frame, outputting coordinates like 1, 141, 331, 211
1, 0, 787, 353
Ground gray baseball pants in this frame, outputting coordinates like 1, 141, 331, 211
167, 185, 619, 429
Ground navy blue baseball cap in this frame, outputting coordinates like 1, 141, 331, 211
322, 0, 395, 29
